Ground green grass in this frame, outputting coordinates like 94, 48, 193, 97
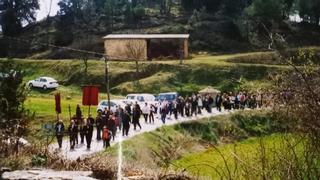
174, 134, 303, 179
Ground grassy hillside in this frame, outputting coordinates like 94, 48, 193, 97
0, 50, 300, 144
2, 50, 290, 97
0, 50, 296, 128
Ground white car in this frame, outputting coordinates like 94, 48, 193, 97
28, 77, 59, 90
97, 100, 126, 113
124, 94, 156, 106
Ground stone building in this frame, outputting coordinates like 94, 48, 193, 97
103, 34, 189, 60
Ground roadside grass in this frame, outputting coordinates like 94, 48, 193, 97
173, 133, 303, 179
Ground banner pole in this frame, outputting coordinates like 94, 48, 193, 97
88, 105, 91, 117
68, 105, 71, 120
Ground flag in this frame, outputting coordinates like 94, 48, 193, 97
82, 86, 99, 106
55, 93, 62, 114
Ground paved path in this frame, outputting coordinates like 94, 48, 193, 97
50, 109, 229, 160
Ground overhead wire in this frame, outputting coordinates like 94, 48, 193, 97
2, 35, 146, 61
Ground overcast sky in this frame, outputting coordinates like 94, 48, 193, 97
36, 0, 60, 21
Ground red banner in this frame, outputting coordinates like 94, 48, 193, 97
55, 93, 62, 114
82, 86, 99, 106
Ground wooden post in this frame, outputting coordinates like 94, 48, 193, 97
183, 38, 189, 59
105, 57, 111, 110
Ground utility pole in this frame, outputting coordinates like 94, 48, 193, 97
179, 39, 184, 65
104, 56, 111, 110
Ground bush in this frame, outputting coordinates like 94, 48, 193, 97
231, 112, 283, 136
31, 154, 47, 166
175, 121, 219, 143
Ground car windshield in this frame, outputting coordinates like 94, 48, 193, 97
101, 101, 116, 106
126, 96, 135, 100
158, 94, 176, 101
137, 96, 144, 102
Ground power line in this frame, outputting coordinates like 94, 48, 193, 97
3, 36, 145, 61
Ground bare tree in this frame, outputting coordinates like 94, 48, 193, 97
125, 40, 146, 89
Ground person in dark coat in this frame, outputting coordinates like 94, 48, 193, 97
185, 97, 191, 117
132, 103, 142, 130
70, 115, 79, 144
107, 114, 117, 141
191, 97, 198, 116
161, 104, 168, 124
96, 112, 103, 141
68, 120, 77, 150
122, 110, 131, 136
76, 104, 82, 121
149, 104, 155, 123
208, 95, 214, 113
116, 106, 124, 131
173, 100, 178, 120
179, 97, 185, 117
101, 108, 109, 128
83, 118, 94, 150
125, 104, 131, 116
79, 119, 85, 144
215, 93, 222, 112
55, 119, 65, 149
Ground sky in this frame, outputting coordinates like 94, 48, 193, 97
36, 0, 60, 21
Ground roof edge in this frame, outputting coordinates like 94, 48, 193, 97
103, 34, 190, 39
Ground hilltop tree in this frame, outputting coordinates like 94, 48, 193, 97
298, 0, 320, 25
181, 0, 223, 14
0, 0, 39, 36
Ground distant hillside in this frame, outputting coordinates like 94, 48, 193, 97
1, 0, 320, 59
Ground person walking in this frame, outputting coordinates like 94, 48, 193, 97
197, 95, 203, 114
125, 104, 131, 116
160, 104, 168, 124
68, 120, 77, 150
107, 114, 117, 141
173, 100, 178, 120
70, 115, 79, 144
208, 95, 214, 113
185, 101, 190, 117
180, 97, 185, 117
122, 110, 131, 136
156, 102, 161, 119
240, 92, 246, 109
96, 112, 103, 141
132, 103, 142, 131
83, 118, 94, 150
141, 103, 149, 123
102, 126, 112, 148
55, 119, 65, 149
116, 106, 124, 131
215, 93, 222, 112
191, 97, 198, 116
149, 104, 155, 124
76, 104, 82, 120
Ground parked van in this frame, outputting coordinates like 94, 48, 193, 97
157, 92, 178, 102
124, 94, 156, 105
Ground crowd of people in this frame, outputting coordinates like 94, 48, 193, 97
55, 91, 270, 150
